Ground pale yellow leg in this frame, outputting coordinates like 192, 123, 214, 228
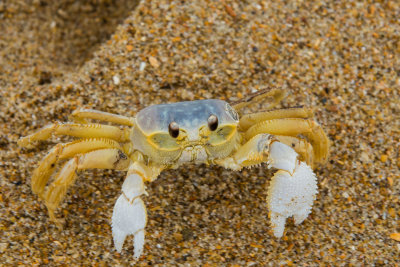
215, 134, 274, 170
217, 134, 314, 169
31, 138, 122, 198
239, 107, 314, 131
231, 88, 287, 113
70, 109, 134, 126
43, 148, 131, 225
244, 118, 329, 163
18, 122, 130, 147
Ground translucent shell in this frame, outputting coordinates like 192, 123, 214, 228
135, 99, 239, 135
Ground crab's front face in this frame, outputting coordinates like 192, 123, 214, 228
132, 99, 240, 165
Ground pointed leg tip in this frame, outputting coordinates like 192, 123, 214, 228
49, 215, 64, 229
17, 137, 30, 147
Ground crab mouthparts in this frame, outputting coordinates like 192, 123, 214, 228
178, 145, 208, 163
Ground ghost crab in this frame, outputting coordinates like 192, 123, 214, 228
18, 88, 329, 258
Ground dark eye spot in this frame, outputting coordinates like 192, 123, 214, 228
168, 121, 179, 138
208, 114, 218, 131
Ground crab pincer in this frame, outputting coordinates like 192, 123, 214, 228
266, 142, 318, 237
112, 172, 147, 258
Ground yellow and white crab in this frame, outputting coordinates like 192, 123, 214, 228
18, 89, 329, 259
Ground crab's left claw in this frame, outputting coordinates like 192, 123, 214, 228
112, 173, 147, 258
266, 141, 318, 238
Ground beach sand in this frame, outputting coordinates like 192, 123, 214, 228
1, 1, 399, 265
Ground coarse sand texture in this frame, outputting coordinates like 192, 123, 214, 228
1, 1, 399, 265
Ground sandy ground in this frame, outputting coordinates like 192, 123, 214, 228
1, 0, 399, 265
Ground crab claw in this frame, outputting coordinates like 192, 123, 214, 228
112, 173, 147, 258
266, 141, 318, 238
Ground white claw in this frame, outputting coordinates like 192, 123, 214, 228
267, 155, 317, 238
268, 141, 298, 173
112, 173, 147, 259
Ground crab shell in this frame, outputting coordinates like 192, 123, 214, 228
131, 99, 241, 164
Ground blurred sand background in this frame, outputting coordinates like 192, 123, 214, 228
1, 0, 399, 265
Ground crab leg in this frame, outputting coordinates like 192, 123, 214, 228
112, 162, 163, 259
216, 134, 318, 238
18, 123, 130, 147
70, 109, 134, 126
231, 88, 287, 112
244, 118, 329, 163
30, 138, 122, 198
43, 148, 130, 225
238, 107, 314, 131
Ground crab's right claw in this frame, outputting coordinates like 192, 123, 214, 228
112, 173, 147, 259
266, 141, 318, 238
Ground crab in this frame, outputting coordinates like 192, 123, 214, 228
18, 88, 329, 259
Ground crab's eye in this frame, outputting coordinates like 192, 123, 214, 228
207, 114, 218, 131
168, 121, 180, 138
